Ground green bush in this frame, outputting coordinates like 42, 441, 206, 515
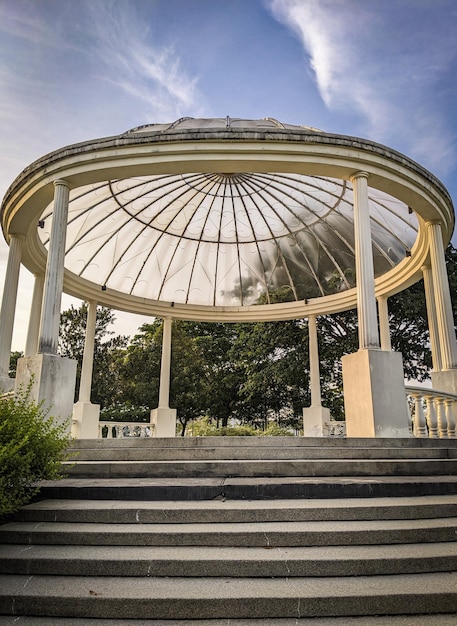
261, 423, 295, 436
0, 386, 71, 521
189, 418, 296, 437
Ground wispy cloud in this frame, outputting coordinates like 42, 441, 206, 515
82, 0, 206, 120
268, 0, 457, 174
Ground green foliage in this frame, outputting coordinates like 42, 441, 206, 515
0, 386, 70, 520
59, 304, 128, 406
262, 423, 296, 436
189, 417, 295, 436
99, 402, 150, 423
9, 351, 23, 378
191, 420, 257, 436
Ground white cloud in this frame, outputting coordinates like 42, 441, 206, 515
83, 1, 206, 120
268, 0, 457, 174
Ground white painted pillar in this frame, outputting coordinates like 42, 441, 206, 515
377, 295, 391, 351
78, 301, 97, 403
308, 315, 322, 407
0, 234, 23, 386
150, 316, 177, 437
158, 316, 172, 408
350, 171, 380, 349
72, 299, 100, 438
302, 315, 330, 437
38, 179, 70, 355
427, 222, 457, 370
342, 172, 410, 437
422, 264, 442, 371
25, 274, 44, 357
15, 180, 77, 431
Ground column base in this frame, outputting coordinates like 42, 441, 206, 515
15, 354, 77, 433
342, 349, 411, 438
72, 401, 100, 439
0, 374, 15, 392
431, 369, 457, 395
150, 407, 177, 437
302, 406, 331, 437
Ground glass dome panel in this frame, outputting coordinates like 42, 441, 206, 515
39, 172, 418, 306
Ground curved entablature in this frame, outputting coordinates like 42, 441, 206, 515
1, 118, 453, 322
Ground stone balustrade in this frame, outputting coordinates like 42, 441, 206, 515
95, 387, 457, 439
405, 386, 457, 438
98, 421, 154, 438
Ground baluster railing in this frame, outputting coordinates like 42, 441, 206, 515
405, 386, 457, 439
98, 421, 154, 438
445, 399, 456, 438
410, 391, 428, 437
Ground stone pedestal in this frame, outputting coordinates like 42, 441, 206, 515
150, 407, 177, 437
72, 401, 100, 438
431, 369, 457, 395
302, 405, 331, 437
342, 349, 411, 437
15, 354, 77, 433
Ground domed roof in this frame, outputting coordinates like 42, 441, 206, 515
124, 116, 324, 135
36, 119, 418, 309
4, 115, 447, 322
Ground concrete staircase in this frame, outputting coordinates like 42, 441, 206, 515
1, 437, 457, 624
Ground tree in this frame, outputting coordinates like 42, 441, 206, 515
58, 303, 128, 406
9, 351, 23, 378
116, 320, 210, 435
228, 320, 309, 430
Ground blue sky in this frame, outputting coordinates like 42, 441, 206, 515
1, 0, 457, 349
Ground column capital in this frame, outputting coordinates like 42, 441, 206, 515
349, 170, 369, 183
53, 178, 71, 189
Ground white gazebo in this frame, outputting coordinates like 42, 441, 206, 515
0, 117, 456, 438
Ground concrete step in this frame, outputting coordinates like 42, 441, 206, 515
69, 436, 457, 449
37, 475, 457, 500
3, 440, 457, 622
2, 541, 457, 577
2, 517, 457, 547
13, 495, 457, 523
67, 445, 453, 461
1, 572, 457, 619
62, 458, 457, 479
1, 616, 457, 625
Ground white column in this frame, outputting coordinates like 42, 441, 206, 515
158, 316, 172, 408
38, 179, 70, 355
25, 274, 44, 357
350, 171, 380, 349
427, 221, 457, 370
302, 315, 330, 437
0, 234, 24, 380
150, 315, 177, 436
377, 295, 391, 351
78, 301, 97, 403
308, 315, 322, 406
422, 264, 442, 371
342, 172, 410, 438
